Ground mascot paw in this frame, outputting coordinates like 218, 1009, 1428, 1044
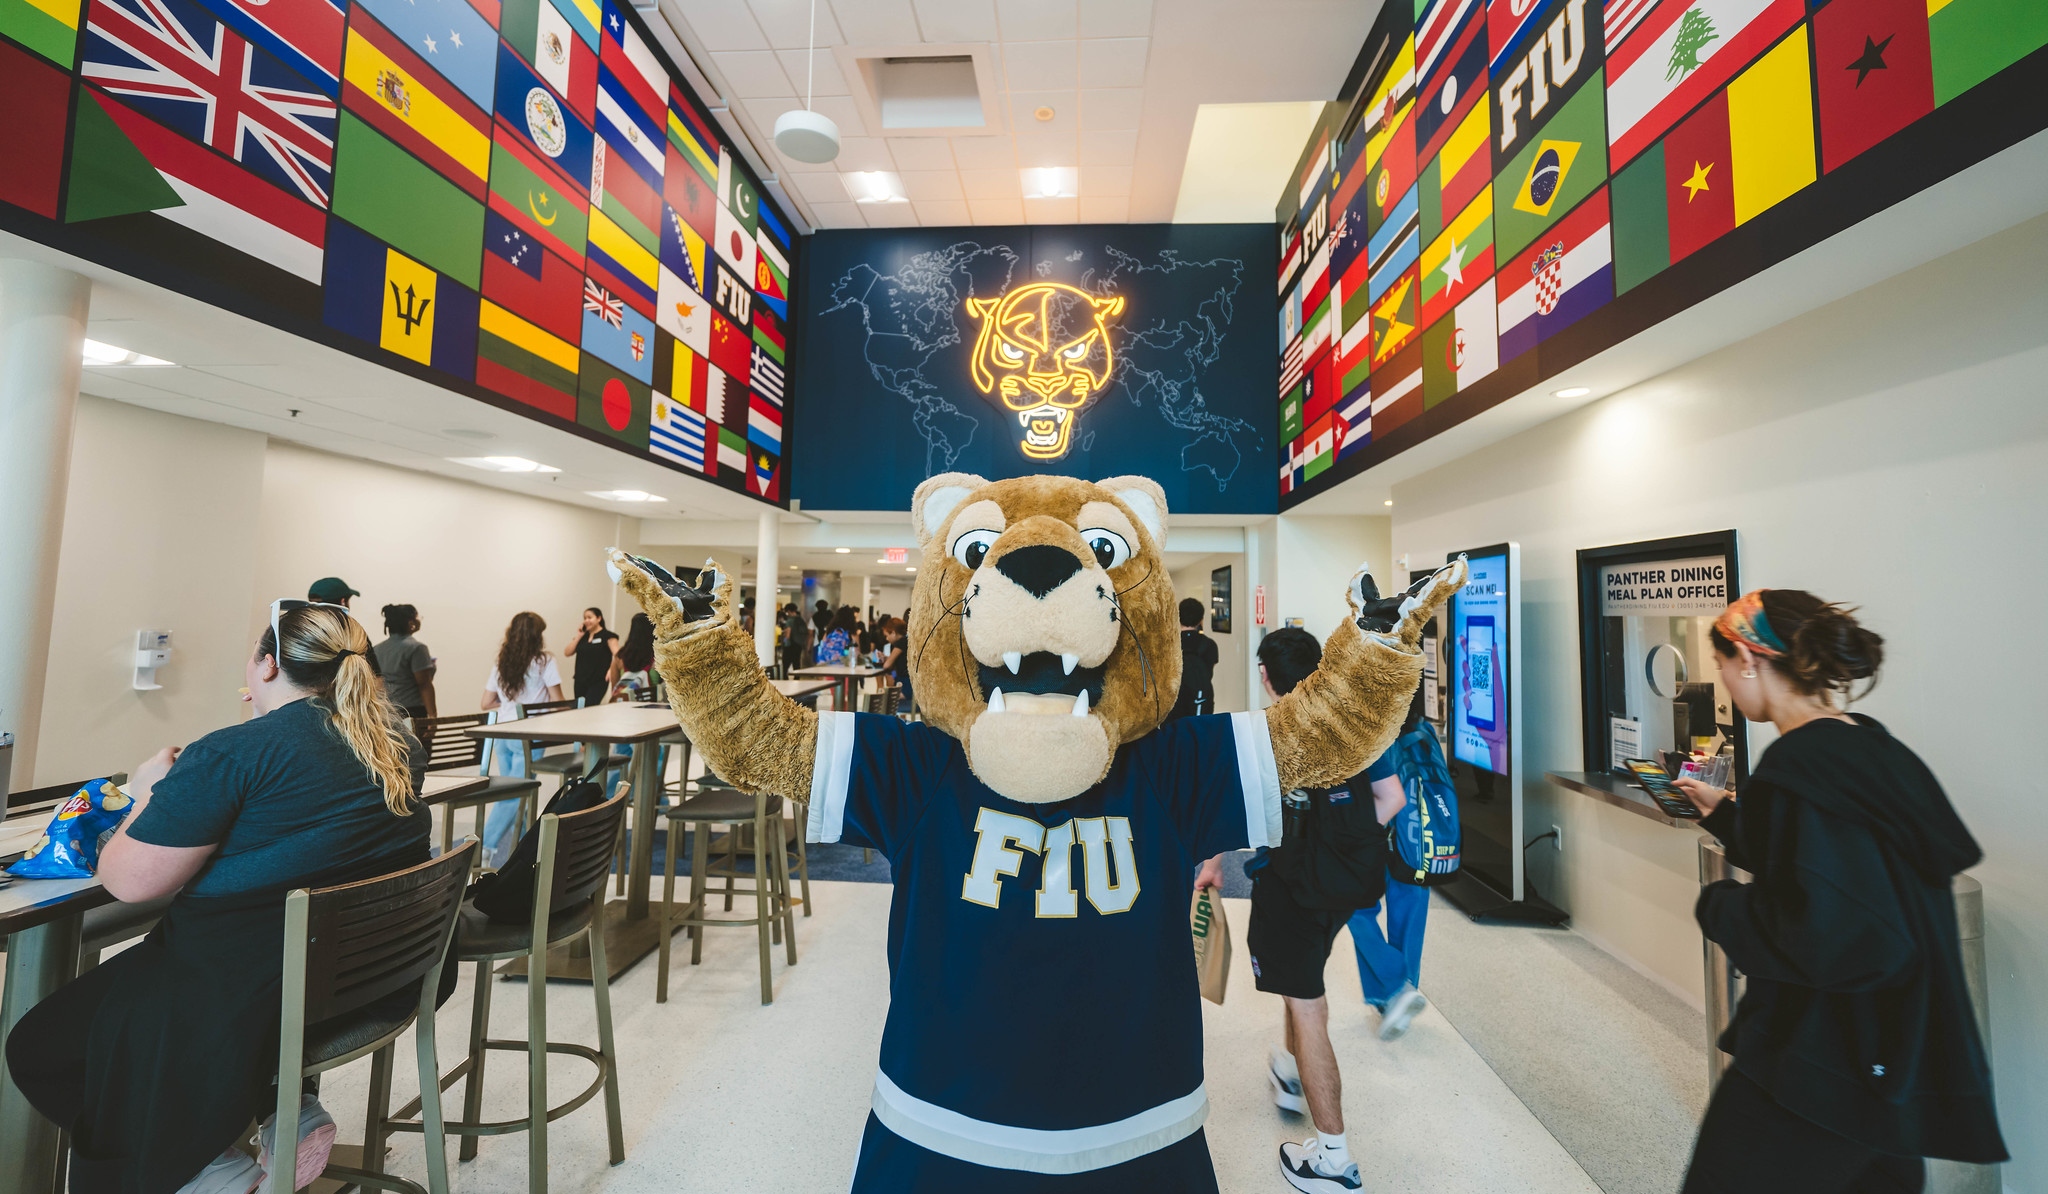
1347, 556, 1468, 649
607, 549, 731, 637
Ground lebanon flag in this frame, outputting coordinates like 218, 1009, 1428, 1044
1498, 187, 1613, 360
1604, 0, 1804, 168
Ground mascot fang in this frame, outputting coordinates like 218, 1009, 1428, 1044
609, 472, 1464, 1192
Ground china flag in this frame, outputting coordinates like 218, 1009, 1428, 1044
1813, 0, 1934, 174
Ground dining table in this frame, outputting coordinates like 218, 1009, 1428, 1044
789, 663, 883, 711
0, 867, 114, 1194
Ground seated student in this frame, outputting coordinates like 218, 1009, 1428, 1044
5, 603, 429, 1194
813, 606, 856, 665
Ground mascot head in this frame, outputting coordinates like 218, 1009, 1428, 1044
964, 283, 1125, 461
907, 472, 1179, 804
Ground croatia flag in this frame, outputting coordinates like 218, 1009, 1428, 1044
1497, 188, 1613, 362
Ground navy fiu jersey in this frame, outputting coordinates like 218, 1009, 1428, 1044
806, 710, 1281, 1186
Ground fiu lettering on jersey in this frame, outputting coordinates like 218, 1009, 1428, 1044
961, 808, 1141, 915
1496, 0, 1596, 153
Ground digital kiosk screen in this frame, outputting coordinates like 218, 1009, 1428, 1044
1451, 551, 1510, 775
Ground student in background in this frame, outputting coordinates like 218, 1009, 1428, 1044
1347, 686, 1432, 1040
1673, 589, 2004, 1192
607, 613, 656, 702
481, 612, 563, 865
1170, 597, 1219, 719
777, 602, 808, 675
562, 607, 618, 708
877, 617, 912, 714
307, 577, 358, 608
814, 607, 856, 665
373, 603, 437, 722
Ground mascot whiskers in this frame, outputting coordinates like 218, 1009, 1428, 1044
608, 472, 1464, 1192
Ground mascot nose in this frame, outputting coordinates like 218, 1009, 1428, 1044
995, 544, 1082, 598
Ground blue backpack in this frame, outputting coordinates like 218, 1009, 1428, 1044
1387, 721, 1461, 886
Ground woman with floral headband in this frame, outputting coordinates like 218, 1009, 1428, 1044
1672, 590, 2004, 1192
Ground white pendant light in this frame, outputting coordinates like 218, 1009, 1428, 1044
773, 0, 840, 163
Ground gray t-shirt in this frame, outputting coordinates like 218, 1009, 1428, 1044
373, 634, 434, 708
129, 697, 429, 896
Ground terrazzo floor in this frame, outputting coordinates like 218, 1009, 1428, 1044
300, 877, 1703, 1194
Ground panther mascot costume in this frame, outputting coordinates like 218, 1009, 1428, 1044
607, 471, 1464, 1192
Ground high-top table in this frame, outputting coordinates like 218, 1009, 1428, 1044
0, 870, 114, 1194
790, 663, 882, 711
770, 678, 833, 705
467, 704, 689, 981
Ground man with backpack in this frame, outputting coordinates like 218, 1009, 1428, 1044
1348, 686, 1461, 1040
1195, 626, 1417, 1194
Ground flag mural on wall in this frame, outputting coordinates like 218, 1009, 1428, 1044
1275, 0, 2048, 505
0, 0, 797, 505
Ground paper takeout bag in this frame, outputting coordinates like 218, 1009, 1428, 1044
1190, 888, 1231, 1005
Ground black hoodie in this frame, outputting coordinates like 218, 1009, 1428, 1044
1697, 713, 2006, 1163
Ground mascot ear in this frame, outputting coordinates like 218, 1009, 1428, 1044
1094, 475, 1167, 546
912, 472, 989, 550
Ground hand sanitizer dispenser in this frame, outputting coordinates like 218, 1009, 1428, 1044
134, 629, 172, 690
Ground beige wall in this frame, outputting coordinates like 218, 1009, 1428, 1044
1170, 553, 1247, 714
1390, 211, 2048, 1189
32, 396, 266, 785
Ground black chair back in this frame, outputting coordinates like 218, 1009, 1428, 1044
418, 714, 488, 773
296, 840, 477, 1025
549, 793, 629, 913
521, 698, 582, 716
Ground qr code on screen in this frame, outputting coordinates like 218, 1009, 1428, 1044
1470, 652, 1492, 692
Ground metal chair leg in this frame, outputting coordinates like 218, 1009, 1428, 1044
458, 959, 493, 1162
657, 817, 679, 1004
363, 1043, 395, 1178
752, 808, 773, 1005
528, 936, 548, 1194
792, 813, 811, 918
415, 968, 453, 1194
689, 821, 710, 966
587, 906, 626, 1165
775, 817, 798, 967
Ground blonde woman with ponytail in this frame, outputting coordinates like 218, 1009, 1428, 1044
6, 603, 433, 1194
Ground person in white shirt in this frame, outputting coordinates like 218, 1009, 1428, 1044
480, 611, 563, 864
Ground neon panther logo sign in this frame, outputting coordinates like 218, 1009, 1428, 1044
964, 282, 1126, 461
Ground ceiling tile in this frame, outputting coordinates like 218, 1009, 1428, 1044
1022, 196, 1079, 223
673, 0, 770, 51
1078, 164, 1132, 194
831, 136, 897, 172
809, 94, 870, 138
774, 48, 851, 96
950, 136, 1016, 170
959, 168, 1023, 198
1078, 0, 1150, 38
1008, 89, 1076, 132
1078, 87, 1142, 130
1077, 37, 1146, 87
1012, 129, 1078, 166
1076, 195, 1129, 222
861, 201, 921, 227
969, 197, 1026, 224
996, 0, 1076, 41
712, 50, 796, 98
898, 169, 965, 200
1078, 127, 1139, 164
807, 201, 867, 228
741, 96, 802, 134
912, 0, 996, 41
914, 199, 972, 225
774, 145, 838, 173
791, 172, 855, 204
829, 0, 920, 43
747, 0, 846, 48
1000, 40, 1078, 90
885, 137, 957, 170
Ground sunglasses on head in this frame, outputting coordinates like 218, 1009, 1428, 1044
268, 598, 354, 658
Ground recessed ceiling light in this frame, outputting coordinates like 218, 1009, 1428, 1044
1022, 166, 1076, 199
585, 489, 666, 502
82, 338, 171, 366
1383, 500, 1394, 507
1034, 105, 1055, 122
846, 171, 907, 204
835, 547, 850, 554
450, 456, 560, 474
1554, 386, 1592, 398
905, 566, 916, 572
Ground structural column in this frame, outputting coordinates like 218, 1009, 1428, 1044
754, 508, 779, 669
0, 259, 90, 792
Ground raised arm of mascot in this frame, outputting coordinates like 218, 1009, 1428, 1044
608, 472, 1463, 807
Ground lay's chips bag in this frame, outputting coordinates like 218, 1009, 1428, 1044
6, 778, 134, 879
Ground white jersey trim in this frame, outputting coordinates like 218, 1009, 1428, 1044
1229, 709, 1283, 848
870, 1070, 1208, 1174
807, 711, 856, 843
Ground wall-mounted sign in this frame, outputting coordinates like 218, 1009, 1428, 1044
1254, 584, 1267, 626
883, 547, 908, 564
1598, 555, 1728, 617
965, 281, 1126, 461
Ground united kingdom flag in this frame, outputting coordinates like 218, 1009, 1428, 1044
81, 0, 336, 207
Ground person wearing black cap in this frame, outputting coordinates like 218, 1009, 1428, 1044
307, 577, 358, 607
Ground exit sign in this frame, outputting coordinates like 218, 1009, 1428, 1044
883, 547, 908, 564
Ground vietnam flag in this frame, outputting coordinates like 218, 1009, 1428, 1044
1661, 28, 1816, 262
1814, 0, 1934, 173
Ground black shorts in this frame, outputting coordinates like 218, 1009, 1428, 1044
1247, 873, 1351, 1000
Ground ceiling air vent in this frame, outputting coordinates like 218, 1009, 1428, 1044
837, 43, 1003, 137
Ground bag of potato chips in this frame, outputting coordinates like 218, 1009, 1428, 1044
6, 778, 134, 879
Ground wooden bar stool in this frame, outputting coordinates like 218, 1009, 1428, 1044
656, 778, 796, 1004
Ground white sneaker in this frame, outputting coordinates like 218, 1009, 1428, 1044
1378, 984, 1427, 1041
175, 1150, 263, 1194
1279, 1136, 1362, 1192
258, 1094, 337, 1192
1267, 1059, 1305, 1113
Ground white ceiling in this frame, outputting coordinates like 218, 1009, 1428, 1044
657, 0, 1378, 228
